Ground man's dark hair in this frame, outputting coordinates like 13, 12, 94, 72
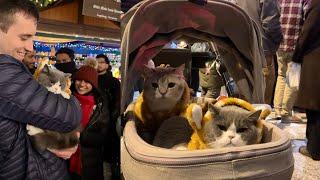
0, 0, 39, 32
96, 54, 110, 64
55, 47, 75, 61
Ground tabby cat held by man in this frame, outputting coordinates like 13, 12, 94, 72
27, 64, 79, 151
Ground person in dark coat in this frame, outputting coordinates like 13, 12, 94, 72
236, 0, 283, 104
96, 54, 121, 179
0, 1, 82, 179
291, 0, 320, 160
69, 65, 110, 179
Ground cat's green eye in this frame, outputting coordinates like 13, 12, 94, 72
217, 125, 227, 131
168, 82, 175, 88
237, 128, 248, 133
152, 83, 158, 88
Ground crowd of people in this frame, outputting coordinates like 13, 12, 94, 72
0, 1, 121, 179
0, 0, 319, 179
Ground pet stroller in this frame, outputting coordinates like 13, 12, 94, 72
120, 0, 294, 179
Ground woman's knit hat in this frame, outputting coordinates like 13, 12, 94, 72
74, 65, 98, 89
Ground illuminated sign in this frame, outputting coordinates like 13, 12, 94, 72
82, 0, 121, 22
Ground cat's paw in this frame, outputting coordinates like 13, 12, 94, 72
191, 104, 202, 129
65, 89, 72, 96
172, 143, 188, 150
123, 103, 135, 120
125, 103, 135, 112
61, 91, 71, 99
27, 125, 44, 136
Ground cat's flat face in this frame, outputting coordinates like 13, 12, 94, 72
38, 65, 71, 92
203, 105, 261, 148
143, 65, 186, 112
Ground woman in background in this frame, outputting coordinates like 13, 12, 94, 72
69, 65, 110, 179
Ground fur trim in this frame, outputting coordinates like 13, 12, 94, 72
84, 58, 98, 70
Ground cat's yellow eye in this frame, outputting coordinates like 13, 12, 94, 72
237, 128, 248, 133
168, 82, 175, 88
152, 83, 158, 88
217, 125, 227, 131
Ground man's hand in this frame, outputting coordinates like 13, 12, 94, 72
48, 132, 80, 159
48, 145, 78, 160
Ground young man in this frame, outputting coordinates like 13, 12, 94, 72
22, 50, 37, 74
274, 0, 310, 123
96, 54, 121, 180
96, 54, 121, 117
0, 0, 81, 179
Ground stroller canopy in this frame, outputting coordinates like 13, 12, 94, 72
121, 0, 266, 112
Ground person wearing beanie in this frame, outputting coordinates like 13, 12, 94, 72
70, 65, 110, 180
74, 65, 99, 89
96, 54, 121, 179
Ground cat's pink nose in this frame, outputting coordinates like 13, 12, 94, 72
228, 135, 235, 139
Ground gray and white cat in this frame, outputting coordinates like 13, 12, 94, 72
27, 65, 79, 151
202, 105, 262, 148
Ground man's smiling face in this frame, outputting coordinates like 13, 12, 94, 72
0, 12, 37, 61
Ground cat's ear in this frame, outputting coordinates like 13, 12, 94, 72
64, 73, 72, 78
42, 64, 50, 74
142, 64, 154, 77
208, 104, 221, 115
175, 64, 185, 77
247, 110, 262, 122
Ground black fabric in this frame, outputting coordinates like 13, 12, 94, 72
55, 61, 77, 78
70, 173, 82, 180
0, 54, 82, 180
306, 109, 320, 160
27, 66, 36, 75
98, 73, 121, 179
98, 73, 121, 121
80, 96, 111, 179
189, 0, 207, 6
292, 0, 320, 63
121, 0, 140, 13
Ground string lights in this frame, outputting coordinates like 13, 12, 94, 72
30, 0, 58, 8
34, 41, 121, 65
